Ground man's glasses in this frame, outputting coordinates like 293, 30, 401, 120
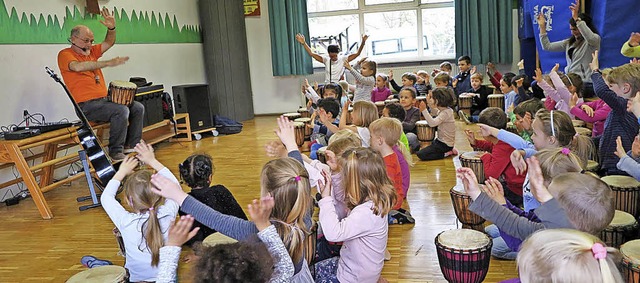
74, 36, 94, 44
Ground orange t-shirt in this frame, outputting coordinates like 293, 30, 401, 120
57, 44, 108, 103
383, 152, 404, 210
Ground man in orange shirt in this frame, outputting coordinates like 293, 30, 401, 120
57, 7, 142, 161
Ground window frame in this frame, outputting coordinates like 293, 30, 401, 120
307, 0, 455, 65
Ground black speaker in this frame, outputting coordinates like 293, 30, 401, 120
172, 84, 214, 131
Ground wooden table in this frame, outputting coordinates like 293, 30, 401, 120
0, 126, 81, 219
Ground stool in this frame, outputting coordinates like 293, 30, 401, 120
172, 113, 193, 142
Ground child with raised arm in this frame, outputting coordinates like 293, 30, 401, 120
415, 70, 432, 96
324, 100, 378, 147
388, 71, 417, 95
344, 58, 376, 102
315, 148, 396, 283
416, 87, 457, 160
100, 141, 180, 282
295, 33, 368, 83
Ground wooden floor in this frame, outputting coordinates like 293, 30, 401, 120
0, 116, 518, 282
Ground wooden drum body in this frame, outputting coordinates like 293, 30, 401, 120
435, 229, 492, 283
460, 152, 485, 184
416, 120, 436, 143
600, 210, 638, 248
317, 146, 328, 164
294, 117, 312, 140
293, 122, 305, 148
487, 94, 504, 109
621, 240, 640, 283
459, 95, 473, 117
602, 175, 640, 218
415, 96, 427, 109
375, 101, 385, 116
297, 107, 310, 118
66, 266, 127, 283
572, 119, 586, 128
450, 187, 485, 231
108, 80, 137, 106
346, 107, 353, 125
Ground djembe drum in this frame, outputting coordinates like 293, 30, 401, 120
283, 112, 301, 121
293, 122, 305, 148
460, 152, 485, 184
572, 119, 586, 128
345, 107, 353, 125
66, 266, 127, 283
203, 232, 237, 247
435, 229, 492, 283
622, 240, 640, 283
601, 175, 640, 218
506, 122, 518, 135
586, 160, 599, 173
108, 80, 137, 106
317, 146, 328, 164
575, 127, 592, 137
449, 187, 485, 231
294, 117, 312, 140
416, 120, 436, 143
375, 101, 385, 116
459, 94, 473, 117
600, 210, 638, 248
385, 98, 399, 105
298, 107, 310, 118
416, 96, 427, 108
487, 94, 504, 109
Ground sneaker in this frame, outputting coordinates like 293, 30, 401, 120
384, 249, 392, 261
81, 255, 113, 268
109, 152, 126, 161
123, 148, 136, 154
388, 210, 415, 225
458, 110, 472, 125
444, 148, 459, 157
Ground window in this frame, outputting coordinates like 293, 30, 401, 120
307, 0, 455, 65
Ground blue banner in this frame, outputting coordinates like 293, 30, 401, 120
518, 0, 534, 39
527, 0, 573, 73
591, 1, 640, 68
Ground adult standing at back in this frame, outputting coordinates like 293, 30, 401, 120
537, 0, 600, 98
57, 7, 143, 161
296, 33, 369, 83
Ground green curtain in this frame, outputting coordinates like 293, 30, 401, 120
455, 0, 513, 65
268, 0, 313, 76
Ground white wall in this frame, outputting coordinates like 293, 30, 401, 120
0, 0, 206, 201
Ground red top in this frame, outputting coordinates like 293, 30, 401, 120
384, 152, 404, 210
475, 139, 526, 196
57, 44, 107, 103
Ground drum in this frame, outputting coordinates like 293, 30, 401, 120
600, 210, 638, 248
459, 94, 473, 109
415, 96, 427, 108
572, 119, 586, 128
586, 160, 599, 172
416, 120, 436, 142
203, 232, 237, 247
621, 239, 640, 283
283, 112, 301, 121
385, 98, 399, 105
375, 101, 385, 116
297, 107, 310, 118
66, 266, 127, 283
294, 117, 312, 140
602, 175, 640, 218
487, 94, 504, 109
575, 127, 592, 137
435, 229, 492, 283
460, 151, 485, 184
293, 121, 305, 147
345, 106, 353, 125
506, 122, 518, 135
108, 80, 137, 106
450, 187, 485, 232
317, 146, 328, 164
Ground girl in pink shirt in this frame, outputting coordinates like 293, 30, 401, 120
371, 73, 392, 102
315, 147, 396, 283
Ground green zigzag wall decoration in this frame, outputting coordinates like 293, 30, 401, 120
0, 0, 202, 44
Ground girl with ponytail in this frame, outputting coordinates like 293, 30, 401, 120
100, 141, 179, 282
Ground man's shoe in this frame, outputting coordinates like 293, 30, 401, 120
81, 255, 113, 268
109, 152, 126, 161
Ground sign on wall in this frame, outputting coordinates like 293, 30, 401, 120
0, 0, 202, 44
244, 0, 260, 17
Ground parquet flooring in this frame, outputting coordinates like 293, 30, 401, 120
0, 116, 518, 282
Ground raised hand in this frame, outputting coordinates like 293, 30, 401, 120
343, 60, 352, 70
275, 116, 298, 151
569, 0, 580, 20
357, 56, 368, 65
614, 136, 628, 159
134, 140, 155, 164
516, 77, 524, 88
589, 50, 599, 71
510, 150, 527, 175
629, 32, 640, 47
456, 167, 481, 200
317, 169, 333, 198
551, 63, 560, 73
295, 33, 306, 44
166, 215, 200, 247
486, 62, 496, 74
581, 104, 594, 117
99, 7, 115, 29
569, 93, 579, 108
150, 173, 188, 205
484, 177, 506, 205
536, 13, 547, 31
464, 129, 476, 146
533, 68, 543, 83
106, 56, 129, 67
388, 70, 394, 80
632, 135, 640, 158
418, 99, 427, 113
478, 123, 499, 137
526, 156, 553, 203
264, 140, 287, 158
247, 196, 275, 231
113, 156, 138, 181
470, 66, 477, 75
362, 34, 370, 43
517, 59, 524, 70
325, 149, 339, 171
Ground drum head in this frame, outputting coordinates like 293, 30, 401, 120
294, 118, 311, 123
109, 80, 137, 89
67, 266, 126, 283
203, 232, 237, 247
317, 146, 327, 154
621, 240, 640, 265
610, 210, 637, 227
416, 96, 427, 100
602, 176, 640, 188
586, 160, 599, 171
488, 94, 504, 98
298, 107, 308, 112
416, 120, 429, 126
375, 101, 385, 106
461, 151, 483, 160
283, 112, 300, 117
292, 122, 305, 128
437, 229, 490, 250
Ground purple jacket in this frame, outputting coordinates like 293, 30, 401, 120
499, 200, 540, 251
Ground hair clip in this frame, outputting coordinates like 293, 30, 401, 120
294, 175, 301, 182
561, 148, 571, 155
148, 207, 154, 211
592, 243, 607, 260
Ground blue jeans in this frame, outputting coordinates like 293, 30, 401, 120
79, 99, 144, 155
485, 224, 517, 260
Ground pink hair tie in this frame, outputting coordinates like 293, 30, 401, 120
294, 176, 301, 182
561, 148, 571, 155
148, 207, 154, 211
592, 243, 607, 260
